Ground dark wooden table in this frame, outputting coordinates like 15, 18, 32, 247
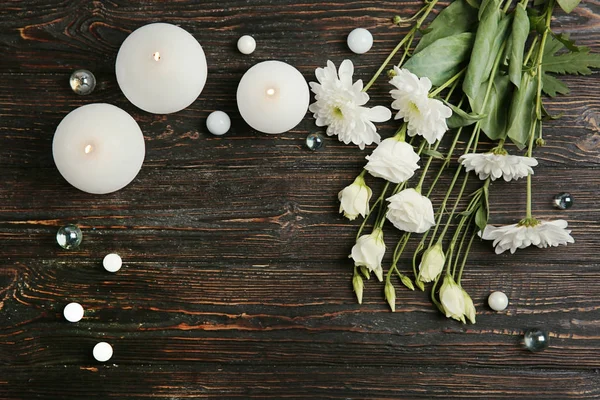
1, 1, 599, 398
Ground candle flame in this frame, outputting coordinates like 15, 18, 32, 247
266, 88, 276, 96
153, 52, 161, 61
84, 144, 93, 154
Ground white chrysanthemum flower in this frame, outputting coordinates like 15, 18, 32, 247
386, 188, 435, 233
480, 219, 574, 254
364, 137, 420, 183
459, 152, 538, 181
309, 60, 392, 150
389, 67, 452, 144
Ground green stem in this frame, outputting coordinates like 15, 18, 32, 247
356, 181, 389, 239
430, 68, 466, 98
457, 233, 476, 284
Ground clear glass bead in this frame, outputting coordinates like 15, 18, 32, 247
553, 192, 573, 210
56, 225, 83, 249
69, 69, 96, 95
524, 328, 549, 352
306, 133, 324, 151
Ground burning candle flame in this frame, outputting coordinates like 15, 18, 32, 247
266, 88, 276, 96
84, 144, 93, 154
153, 52, 161, 61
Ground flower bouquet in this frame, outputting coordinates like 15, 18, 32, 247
310, 0, 599, 323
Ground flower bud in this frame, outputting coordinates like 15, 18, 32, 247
353, 273, 364, 304
418, 243, 445, 283
462, 288, 476, 324
415, 279, 425, 291
536, 138, 546, 147
387, 69, 398, 79
439, 274, 466, 323
385, 281, 396, 312
360, 265, 371, 280
338, 176, 372, 221
400, 275, 415, 291
392, 15, 402, 25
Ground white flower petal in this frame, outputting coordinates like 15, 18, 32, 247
386, 188, 435, 233
365, 138, 420, 184
481, 220, 574, 254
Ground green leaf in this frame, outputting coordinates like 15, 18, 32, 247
403, 33, 475, 87
542, 73, 570, 97
415, 0, 478, 54
550, 32, 586, 52
445, 101, 487, 129
543, 47, 600, 75
478, 0, 494, 20
527, 8, 546, 34
463, 0, 501, 103
465, 0, 480, 9
542, 104, 564, 119
506, 73, 537, 149
473, 72, 512, 140
483, 15, 512, 81
509, 4, 530, 88
556, 0, 581, 13
422, 148, 445, 159
475, 205, 488, 233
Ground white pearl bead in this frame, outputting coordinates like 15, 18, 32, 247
103, 253, 122, 273
347, 28, 373, 54
488, 291, 509, 311
206, 111, 231, 136
237, 35, 256, 55
63, 302, 84, 323
93, 342, 113, 362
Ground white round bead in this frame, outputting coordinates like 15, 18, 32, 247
347, 28, 373, 54
237, 35, 256, 55
206, 111, 231, 136
63, 302, 84, 323
488, 291, 509, 311
93, 342, 113, 362
103, 253, 122, 273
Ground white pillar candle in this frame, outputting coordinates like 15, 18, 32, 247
63, 302, 84, 323
103, 253, 122, 273
93, 342, 113, 362
236, 60, 309, 134
53, 103, 145, 194
116, 23, 208, 114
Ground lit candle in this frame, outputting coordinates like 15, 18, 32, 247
236, 60, 309, 134
115, 23, 208, 114
52, 103, 145, 194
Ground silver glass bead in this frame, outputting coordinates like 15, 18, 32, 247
56, 225, 83, 249
524, 328, 549, 352
553, 192, 573, 210
306, 133, 324, 151
69, 69, 96, 95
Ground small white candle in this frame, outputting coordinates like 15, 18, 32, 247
93, 342, 113, 362
236, 60, 309, 134
63, 302, 84, 323
53, 103, 145, 194
116, 23, 208, 114
103, 253, 122, 273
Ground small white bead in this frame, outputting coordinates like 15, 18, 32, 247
63, 302, 84, 323
347, 28, 373, 54
93, 342, 113, 362
488, 291, 509, 311
206, 111, 231, 136
237, 35, 256, 55
103, 253, 122, 273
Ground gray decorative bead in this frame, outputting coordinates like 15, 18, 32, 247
524, 328, 549, 352
553, 192, 573, 210
56, 225, 83, 249
306, 133, 324, 151
69, 69, 96, 95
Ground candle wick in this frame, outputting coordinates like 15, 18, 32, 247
153, 52, 161, 61
84, 144, 94, 154
266, 88, 276, 96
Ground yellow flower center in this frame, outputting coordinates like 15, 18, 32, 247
333, 106, 344, 118
408, 102, 420, 114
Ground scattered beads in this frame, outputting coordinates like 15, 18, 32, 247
63, 302, 84, 323
553, 192, 573, 210
306, 133, 325, 151
488, 291, 509, 311
347, 28, 373, 54
103, 253, 122, 273
237, 35, 256, 55
206, 111, 231, 136
69, 69, 96, 95
93, 342, 113, 362
524, 328, 549, 352
56, 225, 83, 250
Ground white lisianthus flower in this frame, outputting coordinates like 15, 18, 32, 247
459, 152, 538, 181
439, 274, 465, 323
309, 60, 392, 150
389, 67, 452, 144
462, 288, 476, 324
350, 228, 386, 282
418, 242, 445, 283
480, 219, 574, 254
386, 188, 435, 233
364, 137, 420, 183
338, 176, 372, 221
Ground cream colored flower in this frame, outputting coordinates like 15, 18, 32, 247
480, 219, 574, 254
338, 176, 372, 221
459, 152, 538, 181
350, 228, 386, 281
389, 67, 452, 144
462, 288, 476, 324
386, 188, 435, 233
364, 137, 420, 184
439, 274, 465, 323
309, 60, 392, 149
418, 242, 445, 283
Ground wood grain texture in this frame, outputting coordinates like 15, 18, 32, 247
0, 0, 599, 398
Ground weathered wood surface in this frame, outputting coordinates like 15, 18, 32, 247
0, 0, 599, 398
